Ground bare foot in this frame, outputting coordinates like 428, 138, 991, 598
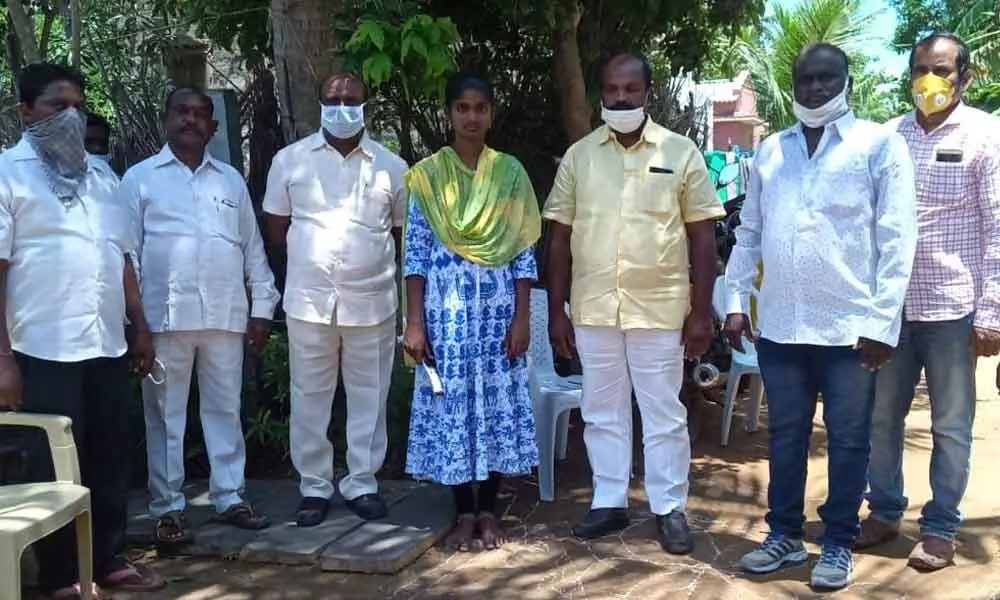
477, 512, 507, 550
444, 514, 479, 552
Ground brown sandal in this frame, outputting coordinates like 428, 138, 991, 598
97, 563, 165, 592
217, 501, 271, 530
154, 510, 193, 545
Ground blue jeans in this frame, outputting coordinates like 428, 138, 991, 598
867, 317, 976, 540
757, 339, 877, 548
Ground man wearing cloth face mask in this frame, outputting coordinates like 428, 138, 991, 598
0, 63, 163, 597
544, 53, 723, 554
724, 44, 916, 589
264, 72, 407, 526
859, 32, 1000, 571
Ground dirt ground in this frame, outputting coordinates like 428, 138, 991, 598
37, 363, 1000, 600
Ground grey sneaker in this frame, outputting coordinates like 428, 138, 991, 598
811, 545, 854, 589
740, 533, 808, 574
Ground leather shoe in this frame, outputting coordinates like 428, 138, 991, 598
346, 493, 388, 521
656, 510, 693, 555
572, 508, 629, 539
296, 496, 329, 528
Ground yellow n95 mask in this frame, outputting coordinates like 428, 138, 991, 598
912, 73, 956, 116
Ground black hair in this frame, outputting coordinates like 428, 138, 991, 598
444, 72, 494, 108
318, 72, 370, 101
163, 85, 214, 116
18, 62, 86, 107
910, 32, 971, 77
86, 112, 111, 134
793, 43, 851, 78
600, 53, 654, 90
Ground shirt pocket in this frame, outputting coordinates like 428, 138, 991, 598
925, 160, 971, 205
209, 195, 241, 244
635, 168, 682, 218
352, 182, 393, 231
288, 175, 330, 215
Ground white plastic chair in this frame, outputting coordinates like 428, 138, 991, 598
712, 275, 766, 447
0, 413, 93, 600
527, 287, 582, 502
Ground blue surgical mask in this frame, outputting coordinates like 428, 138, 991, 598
320, 104, 365, 139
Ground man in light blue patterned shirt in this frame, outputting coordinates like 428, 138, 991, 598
723, 43, 918, 590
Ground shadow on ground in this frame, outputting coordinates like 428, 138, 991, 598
21, 389, 1000, 600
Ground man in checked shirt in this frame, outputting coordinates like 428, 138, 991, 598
859, 32, 1000, 571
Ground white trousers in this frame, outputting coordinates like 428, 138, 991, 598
143, 330, 247, 516
575, 326, 689, 515
287, 316, 395, 501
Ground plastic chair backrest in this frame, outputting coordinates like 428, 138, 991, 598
0, 412, 80, 484
529, 288, 559, 378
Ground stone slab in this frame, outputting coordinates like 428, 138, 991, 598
126, 479, 445, 571
240, 506, 363, 565
320, 484, 454, 574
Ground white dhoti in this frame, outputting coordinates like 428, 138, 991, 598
287, 316, 395, 501
575, 326, 689, 516
143, 330, 247, 516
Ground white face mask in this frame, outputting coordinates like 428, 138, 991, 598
601, 103, 646, 135
792, 79, 850, 128
320, 103, 365, 139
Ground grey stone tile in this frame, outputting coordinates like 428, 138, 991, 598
320, 484, 454, 574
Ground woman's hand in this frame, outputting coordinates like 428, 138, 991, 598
403, 321, 432, 364
506, 312, 530, 359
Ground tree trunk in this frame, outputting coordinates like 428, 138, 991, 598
552, 3, 592, 144
270, 0, 339, 143
6, 0, 38, 64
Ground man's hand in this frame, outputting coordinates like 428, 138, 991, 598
403, 321, 432, 364
128, 326, 155, 377
683, 311, 714, 360
723, 313, 755, 353
548, 311, 576, 359
505, 312, 530, 359
247, 318, 271, 354
857, 337, 893, 372
973, 327, 1000, 357
0, 354, 21, 409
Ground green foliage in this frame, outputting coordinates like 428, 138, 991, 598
344, 14, 460, 104
152, 0, 271, 68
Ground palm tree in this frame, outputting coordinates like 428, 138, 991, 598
736, 0, 881, 129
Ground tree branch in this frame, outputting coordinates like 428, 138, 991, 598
6, 0, 39, 64
553, 3, 592, 144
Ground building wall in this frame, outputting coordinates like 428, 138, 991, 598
714, 122, 755, 150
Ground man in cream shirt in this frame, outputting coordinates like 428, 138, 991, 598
544, 53, 723, 554
264, 72, 407, 526
121, 86, 279, 542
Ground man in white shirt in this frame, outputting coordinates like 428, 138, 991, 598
724, 44, 917, 589
121, 86, 279, 542
0, 63, 163, 597
263, 72, 407, 526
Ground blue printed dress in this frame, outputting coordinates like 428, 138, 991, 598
403, 197, 539, 485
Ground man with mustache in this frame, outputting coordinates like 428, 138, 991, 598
0, 63, 163, 598
859, 32, 1000, 572
544, 52, 723, 554
725, 43, 916, 589
120, 86, 279, 544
